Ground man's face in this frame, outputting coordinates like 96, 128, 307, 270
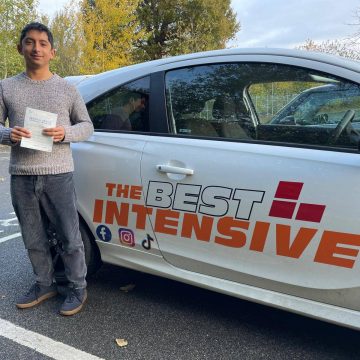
131, 97, 146, 113
17, 30, 55, 70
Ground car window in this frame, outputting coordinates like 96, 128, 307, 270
284, 86, 360, 125
87, 76, 150, 132
165, 64, 254, 140
248, 81, 318, 124
165, 63, 360, 149
250, 82, 360, 126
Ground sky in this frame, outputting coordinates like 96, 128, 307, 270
38, 0, 360, 49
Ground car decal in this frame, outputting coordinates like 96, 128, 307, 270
96, 224, 112, 242
119, 228, 135, 247
92, 180, 360, 269
142, 234, 154, 250
269, 181, 326, 222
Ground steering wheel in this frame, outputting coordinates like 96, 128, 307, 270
328, 109, 356, 145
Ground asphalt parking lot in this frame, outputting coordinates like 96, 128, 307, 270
0, 145, 359, 360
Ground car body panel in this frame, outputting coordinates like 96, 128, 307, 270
72, 133, 162, 255
97, 240, 360, 330
140, 135, 360, 288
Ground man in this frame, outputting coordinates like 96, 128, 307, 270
0, 22, 94, 315
99, 91, 146, 131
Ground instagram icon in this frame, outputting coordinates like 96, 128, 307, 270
119, 228, 135, 247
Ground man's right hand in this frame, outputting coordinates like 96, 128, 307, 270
10, 126, 31, 142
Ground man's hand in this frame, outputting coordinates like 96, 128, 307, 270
43, 126, 65, 142
10, 126, 31, 142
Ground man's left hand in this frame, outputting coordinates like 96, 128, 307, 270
43, 126, 65, 142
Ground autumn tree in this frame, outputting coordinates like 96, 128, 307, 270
0, 0, 38, 79
134, 0, 239, 61
80, 0, 143, 74
47, 3, 84, 76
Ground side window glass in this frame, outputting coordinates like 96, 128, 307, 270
87, 76, 150, 132
165, 63, 360, 149
247, 66, 360, 149
248, 81, 315, 124
165, 65, 255, 140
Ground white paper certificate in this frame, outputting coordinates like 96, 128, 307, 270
21, 107, 58, 152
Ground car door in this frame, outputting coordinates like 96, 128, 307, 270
73, 76, 162, 256
140, 58, 360, 307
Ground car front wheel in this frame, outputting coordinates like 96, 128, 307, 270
49, 219, 102, 284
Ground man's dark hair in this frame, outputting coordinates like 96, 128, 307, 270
20, 22, 54, 48
120, 91, 140, 106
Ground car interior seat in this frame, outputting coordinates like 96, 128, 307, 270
212, 96, 251, 139
175, 98, 218, 137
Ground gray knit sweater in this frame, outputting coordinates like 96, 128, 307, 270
0, 73, 94, 175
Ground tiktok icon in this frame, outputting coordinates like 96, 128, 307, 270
96, 224, 112, 242
142, 234, 154, 250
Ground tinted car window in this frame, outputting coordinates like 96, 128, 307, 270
165, 64, 253, 140
165, 63, 360, 149
271, 85, 360, 126
87, 76, 150, 132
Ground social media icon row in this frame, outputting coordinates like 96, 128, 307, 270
96, 225, 135, 247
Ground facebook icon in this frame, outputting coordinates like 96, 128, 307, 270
96, 225, 112, 242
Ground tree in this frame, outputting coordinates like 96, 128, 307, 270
297, 39, 360, 61
297, 6, 360, 61
48, 3, 84, 76
80, 0, 142, 74
134, 0, 239, 61
0, 0, 39, 79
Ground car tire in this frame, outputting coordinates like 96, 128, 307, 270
50, 219, 102, 284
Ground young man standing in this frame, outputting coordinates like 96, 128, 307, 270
0, 23, 94, 315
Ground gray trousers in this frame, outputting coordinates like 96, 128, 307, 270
11, 173, 87, 289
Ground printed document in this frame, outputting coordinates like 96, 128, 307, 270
21, 107, 58, 152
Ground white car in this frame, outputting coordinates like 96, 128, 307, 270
57, 48, 360, 330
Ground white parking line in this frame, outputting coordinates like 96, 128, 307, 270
0, 318, 105, 360
0, 232, 21, 244
0, 217, 19, 227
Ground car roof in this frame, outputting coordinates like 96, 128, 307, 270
65, 75, 93, 86
77, 48, 360, 101
89, 48, 360, 77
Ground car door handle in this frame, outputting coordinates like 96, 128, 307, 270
156, 164, 194, 175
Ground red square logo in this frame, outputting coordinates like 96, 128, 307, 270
275, 181, 303, 200
269, 200, 296, 219
295, 203, 326, 223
